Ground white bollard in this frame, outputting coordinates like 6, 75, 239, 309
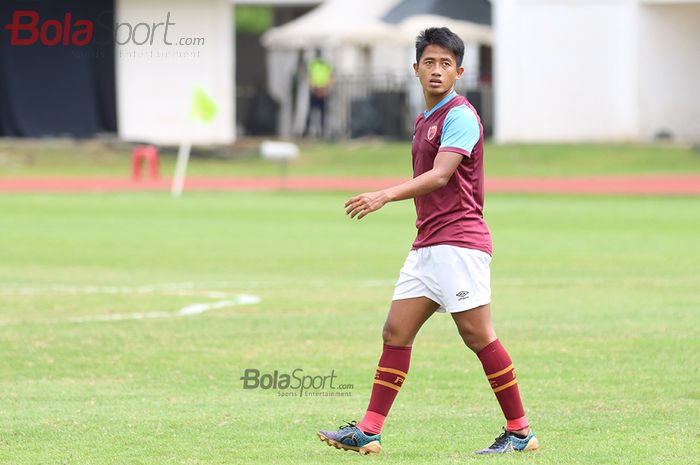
261, 141, 300, 187
260, 141, 300, 162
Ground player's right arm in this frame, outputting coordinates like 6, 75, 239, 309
344, 150, 463, 220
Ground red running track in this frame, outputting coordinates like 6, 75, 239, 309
0, 175, 699, 195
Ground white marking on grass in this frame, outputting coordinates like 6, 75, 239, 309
0, 280, 261, 326
69, 311, 172, 323
64, 293, 261, 324
0, 278, 393, 326
177, 294, 261, 316
0, 284, 231, 297
0, 279, 394, 297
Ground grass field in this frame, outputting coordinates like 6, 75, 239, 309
1, 189, 699, 464
1, 139, 700, 178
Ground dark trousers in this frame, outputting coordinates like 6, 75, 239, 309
304, 93, 327, 137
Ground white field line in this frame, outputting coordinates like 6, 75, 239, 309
67, 311, 172, 323
0, 280, 392, 326
177, 294, 262, 316
0, 286, 236, 297
0, 279, 394, 296
67, 294, 262, 323
0, 282, 261, 326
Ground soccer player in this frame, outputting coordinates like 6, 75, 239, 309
317, 27, 538, 455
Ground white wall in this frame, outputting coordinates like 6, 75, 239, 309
116, 0, 234, 145
494, 0, 640, 142
638, 4, 700, 141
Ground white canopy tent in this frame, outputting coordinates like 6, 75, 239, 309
392, 14, 493, 45
261, 0, 400, 50
262, 0, 493, 49
261, 0, 400, 137
261, 0, 494, 138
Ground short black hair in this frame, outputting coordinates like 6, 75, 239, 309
415, 27, 464, 67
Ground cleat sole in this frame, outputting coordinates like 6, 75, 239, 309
523, 436, 539, 451
317, 432, 382, 455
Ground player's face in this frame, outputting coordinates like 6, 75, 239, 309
413, 44, 464, 97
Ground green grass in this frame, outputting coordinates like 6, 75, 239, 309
1, 191, 698, 464
1, 139, 699, 178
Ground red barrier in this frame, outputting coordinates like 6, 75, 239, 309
132, 145, 159, 180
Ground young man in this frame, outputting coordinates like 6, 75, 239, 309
317, 27, 538, 456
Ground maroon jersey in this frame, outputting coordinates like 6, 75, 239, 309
411, 93, 492, 255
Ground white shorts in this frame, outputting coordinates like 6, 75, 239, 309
392, 244, 492, 313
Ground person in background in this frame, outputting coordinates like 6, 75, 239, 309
303, 49, 334, 138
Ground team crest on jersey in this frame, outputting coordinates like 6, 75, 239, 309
427, 125, 438, 141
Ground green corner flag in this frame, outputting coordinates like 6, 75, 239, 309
190, 87, 218, 124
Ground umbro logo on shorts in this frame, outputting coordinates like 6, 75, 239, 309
456, 291, 470, 301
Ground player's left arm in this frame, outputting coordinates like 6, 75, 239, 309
345, 105, 480, 220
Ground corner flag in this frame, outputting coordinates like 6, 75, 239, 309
190, 87, 218, 124
172, 87, 219, 197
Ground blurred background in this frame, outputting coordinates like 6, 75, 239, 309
1, 0, 697, 147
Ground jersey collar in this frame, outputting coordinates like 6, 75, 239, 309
423, 90, 458, 119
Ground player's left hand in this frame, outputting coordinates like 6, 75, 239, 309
345, 191, 389, 220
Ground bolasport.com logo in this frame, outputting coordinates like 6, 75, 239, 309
241, 368, 354, 398
2, 10, 204, 48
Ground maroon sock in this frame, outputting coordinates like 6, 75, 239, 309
356, 344, 411, 435
477, 339, 529, 431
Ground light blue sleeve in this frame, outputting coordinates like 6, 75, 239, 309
440, 105, 480, 156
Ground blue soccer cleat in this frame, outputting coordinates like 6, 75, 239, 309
474, 428, 539, 454
317, 421, 382, 455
